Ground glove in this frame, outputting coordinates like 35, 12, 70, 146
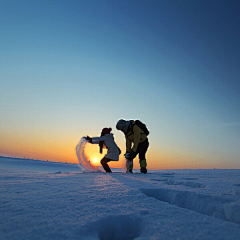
126, 151, 137, 160
86, 136, 92, 143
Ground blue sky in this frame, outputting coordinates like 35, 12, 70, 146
0, 0, 239, 168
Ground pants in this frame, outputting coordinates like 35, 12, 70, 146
127, 139, 149, 171
136, 139, 149, 161
100, 158, 112, 172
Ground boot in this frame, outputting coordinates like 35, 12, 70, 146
140, 159, 147, 174
140, 167, 147, 174
126, 160, 133, 173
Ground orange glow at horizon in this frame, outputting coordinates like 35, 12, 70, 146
1, 129, 237, 169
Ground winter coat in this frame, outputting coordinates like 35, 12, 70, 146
125, 120, 148, 153
91, 133, 120, 161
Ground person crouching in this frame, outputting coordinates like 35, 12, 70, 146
116, 119, 149, 174
86, 128, 121, 173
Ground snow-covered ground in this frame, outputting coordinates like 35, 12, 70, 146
0, 157, 240, 240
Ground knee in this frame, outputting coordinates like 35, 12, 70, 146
101, 158, 106, 165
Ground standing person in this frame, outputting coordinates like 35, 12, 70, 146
116, 119, 149, 174
86, 128, 121, 173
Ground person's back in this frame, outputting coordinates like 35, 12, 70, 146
124, 120, 148, 153
91, 133, 120, 161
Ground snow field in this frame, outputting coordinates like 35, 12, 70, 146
0, 157, 240, 240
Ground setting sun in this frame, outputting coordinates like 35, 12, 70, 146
92, 158, 99, 165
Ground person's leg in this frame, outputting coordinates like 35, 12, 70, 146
138, 139, 149, 174
100, 158, 112, 172
126, 159, 133, 173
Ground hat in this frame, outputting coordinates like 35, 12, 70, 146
116, 119, 127, 131
101, 128, 112, 136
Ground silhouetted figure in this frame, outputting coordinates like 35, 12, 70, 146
116, 119, 149, 174
86, 128, 121, 172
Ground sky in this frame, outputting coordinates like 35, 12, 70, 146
0, 0, 239, 169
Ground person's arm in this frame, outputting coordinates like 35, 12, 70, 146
131, 124, 141, 152
126, 136, 132, 153
90, 135, 107, 144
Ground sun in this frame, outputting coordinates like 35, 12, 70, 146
92, 158, 99, 165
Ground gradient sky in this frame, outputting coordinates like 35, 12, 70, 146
1, 0, 239, 169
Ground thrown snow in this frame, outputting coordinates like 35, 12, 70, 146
76, 137, 102, 172
0, 157, 240, 240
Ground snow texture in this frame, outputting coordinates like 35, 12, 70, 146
0, 157, 240, 240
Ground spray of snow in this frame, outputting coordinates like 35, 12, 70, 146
76, 137, 102, 172
122, 153, 130, 173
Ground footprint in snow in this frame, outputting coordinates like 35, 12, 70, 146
80, 214, 143, 240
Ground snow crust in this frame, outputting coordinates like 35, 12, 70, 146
1, 157, 240, 240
